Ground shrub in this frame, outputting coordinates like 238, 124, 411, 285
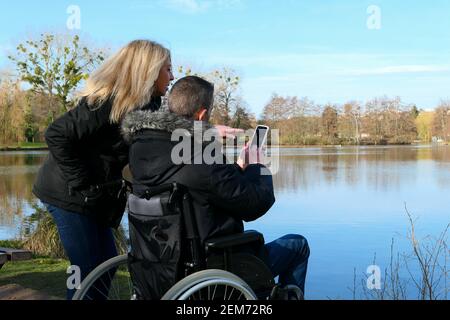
20, 204, 128, 259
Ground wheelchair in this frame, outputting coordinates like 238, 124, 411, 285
72, 170, 302, 301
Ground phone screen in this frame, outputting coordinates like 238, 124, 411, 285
250, 126, 269, 149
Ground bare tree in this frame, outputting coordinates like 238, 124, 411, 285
342, 101, 362, 144
176, 66, 244, 126
261, 93, 290, 125
0, 74, 26, 145
432, 101, 450, 141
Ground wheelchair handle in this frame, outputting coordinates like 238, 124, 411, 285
143, 183, 177, 200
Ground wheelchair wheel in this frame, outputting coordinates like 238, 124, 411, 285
72, 254, 133, 300
162, 269, 258, 300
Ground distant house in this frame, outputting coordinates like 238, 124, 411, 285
432, 136, 444, 143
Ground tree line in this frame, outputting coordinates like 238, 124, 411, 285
0, 33, 448, 146
259, 95, 450, 145
261, 95, 414, 145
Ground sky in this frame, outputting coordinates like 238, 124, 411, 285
1, 0, 450, 116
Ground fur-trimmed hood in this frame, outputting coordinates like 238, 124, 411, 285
121, 109, 215, 142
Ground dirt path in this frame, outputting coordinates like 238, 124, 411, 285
0, 284, 62, 300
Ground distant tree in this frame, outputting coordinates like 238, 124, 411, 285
382, 96, 402, 141
340, 101, 362, 144
23, 105, 39, 143
231, 105, 254, 130
321, 105, 338, 144
260, 94, 324, 145
0, 74, 26, 145
292, 97, 316, 117
415, 111, 433, 142
210, 68, 240, 126
432, 101, 450, 141
176, 66, 243, 126
363, 96, 416, 144
210, 103, 231, 126
9, 33, 106, 114
394, 111, 418, 144
410, 105, 420, 118
261, 94, 290, 125
364, 97, 383, 144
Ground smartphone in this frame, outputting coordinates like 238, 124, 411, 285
249, 125, 269, 149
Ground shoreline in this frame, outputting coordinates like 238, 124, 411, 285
0, 143, 441, 152
0, 147, 49, 152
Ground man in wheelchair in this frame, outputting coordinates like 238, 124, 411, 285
121, 76, 310, 300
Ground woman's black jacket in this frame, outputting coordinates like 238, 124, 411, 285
32, 97, 161, 227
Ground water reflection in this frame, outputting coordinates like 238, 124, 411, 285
247, 145, 450, 299
0, 152, 47, 230
1, 146, 449, 299
273, 145, 450, 194
2, 146, 450, 230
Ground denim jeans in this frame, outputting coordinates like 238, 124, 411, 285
264, 234, 310, 295
44, 203, 118, 300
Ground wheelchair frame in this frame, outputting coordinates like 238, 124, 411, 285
72, 179, 301, 300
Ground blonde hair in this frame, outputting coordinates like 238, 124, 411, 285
80, 40, 170, 123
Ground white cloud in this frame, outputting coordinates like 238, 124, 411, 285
186, 51, 390, 69
166, 0, 210, 13
163, 0, 242, 14
131, 0, 243, 13
347, 65, 450, 76
184, 51, 450, 77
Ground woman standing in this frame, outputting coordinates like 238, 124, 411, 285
32, 40, 174, 300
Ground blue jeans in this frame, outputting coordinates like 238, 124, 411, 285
264, 234, 310, 295
44, 203, 118, 300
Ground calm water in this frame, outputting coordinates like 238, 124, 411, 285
1, 146, 449, 299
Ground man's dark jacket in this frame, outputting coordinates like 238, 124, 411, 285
32, 97, 161, 226
121, 109, 276, 243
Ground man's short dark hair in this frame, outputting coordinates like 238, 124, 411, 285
168, 76, 214, 117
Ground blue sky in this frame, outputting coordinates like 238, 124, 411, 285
1, 0, 450, 115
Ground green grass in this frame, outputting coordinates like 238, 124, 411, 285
0, 258, 69, 299
0, 239, 132, 300
0, 239, 67, 299
0, 142, 47, 150
18, 142, 47, 148
0, 239, 25, 249
0, 258, 133, 300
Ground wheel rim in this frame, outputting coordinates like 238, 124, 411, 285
178, 279, 257, 300
81, 264, 133, 300
161, 269, 258, 300
73, 255, 134, 300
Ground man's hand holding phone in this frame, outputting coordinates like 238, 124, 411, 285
237, 125, 269, 170
237, 144, 265, 170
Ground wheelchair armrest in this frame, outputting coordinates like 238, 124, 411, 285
205, 230, 265, 251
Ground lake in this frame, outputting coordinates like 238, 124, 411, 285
1, 146, 449, 299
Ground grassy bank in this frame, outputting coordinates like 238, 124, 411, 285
0, 142, 48, 151
0, 240, 68, 299
0, 258, 69, 299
